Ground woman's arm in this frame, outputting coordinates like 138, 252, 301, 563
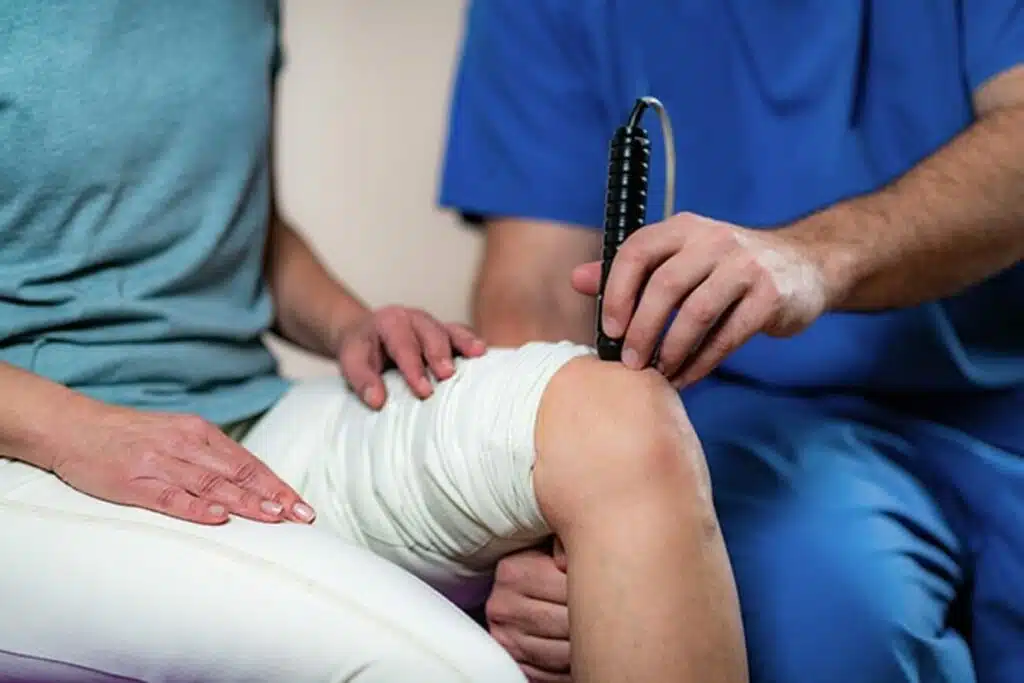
0, 361, 99, 470
0, 360, 314, 524
264, 212, 370, 358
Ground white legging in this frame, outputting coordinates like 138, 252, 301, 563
0, 342, 592, 683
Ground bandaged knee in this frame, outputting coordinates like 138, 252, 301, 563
245, 341, 593, 606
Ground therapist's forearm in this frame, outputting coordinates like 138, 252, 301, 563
473, 284, 595, 346
787, 105, 1024, 311
264, 215, 370, 358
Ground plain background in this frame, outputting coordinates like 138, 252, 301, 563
272, 0, 479, 378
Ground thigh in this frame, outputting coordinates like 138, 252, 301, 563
886, 416, 1024, 683
680, 379, 975, 683
242, 341, 592, 607
0, 461, 524, 683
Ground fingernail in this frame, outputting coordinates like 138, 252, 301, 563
418, 378, 434, 395
361, 387, 376, 406
438, 359, 454, 375
292, 502, 316, 522
209, 504, 227, 517
261, 500, 284, 516
621, 347, 640, 369
602, 316, 622, 338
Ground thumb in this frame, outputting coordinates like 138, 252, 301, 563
571, 261, 602, 296
338, 332, 387, 410
552, 537, 568, 573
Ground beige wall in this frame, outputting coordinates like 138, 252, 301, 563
271, 0, 478, 378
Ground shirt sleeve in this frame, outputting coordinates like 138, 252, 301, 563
961, 0, 1024, 92
438, 0, 613, 230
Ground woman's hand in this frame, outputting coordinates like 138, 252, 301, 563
573, 212, 831, 387
335, 305, 486, 409
50, 405, 315, 526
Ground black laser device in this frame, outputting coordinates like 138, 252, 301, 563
595, 97, 676, 361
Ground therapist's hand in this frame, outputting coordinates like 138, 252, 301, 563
335, 305, 486, 410
572, 213, 830, 387
487, 540, 572, 682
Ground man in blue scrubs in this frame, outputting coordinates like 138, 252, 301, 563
439, 2, 1024, 682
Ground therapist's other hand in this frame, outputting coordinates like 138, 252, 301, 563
487, 541, 572, 682
51, 405, 315, 526
572, 213, 829, 387
336, 305, 486, 410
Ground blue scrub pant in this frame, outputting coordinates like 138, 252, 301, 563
684, 376, 1024, 683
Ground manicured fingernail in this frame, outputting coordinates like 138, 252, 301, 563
602, 316, 622, 338
209, 504, 227, 517
292, 502, 315, 522
261, 500, 284, 516
621, 347, 640, 369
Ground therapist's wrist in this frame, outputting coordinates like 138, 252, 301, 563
781, 205, 866, 313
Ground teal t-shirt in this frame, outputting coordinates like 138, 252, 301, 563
0, 2, 289, 424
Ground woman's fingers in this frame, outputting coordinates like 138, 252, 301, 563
128, 478, 230, 525
378, 313, 432, 399
411, 313, 458, 381
446, 322, 486, 359
184, 431, 315, 523
338, 330, 388, 409
155, 456, 283, 523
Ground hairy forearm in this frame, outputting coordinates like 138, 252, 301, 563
264, 216, 369, 357
790, 105, 1024, 311
0, 362, 101, 470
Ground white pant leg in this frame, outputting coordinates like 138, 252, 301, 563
242, 341, 593, 607
0, 341, 590, 682
0, 469, 523, 681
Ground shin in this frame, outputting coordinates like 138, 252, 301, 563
532, 357, 749, 683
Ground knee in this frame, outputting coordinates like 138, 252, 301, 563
532, 357, 715, 533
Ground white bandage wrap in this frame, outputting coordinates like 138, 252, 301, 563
243, 341, 594, 603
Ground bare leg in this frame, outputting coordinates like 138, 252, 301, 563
533, 357, 748, 683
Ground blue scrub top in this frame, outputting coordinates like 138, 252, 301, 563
440, 0, 1024, 403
